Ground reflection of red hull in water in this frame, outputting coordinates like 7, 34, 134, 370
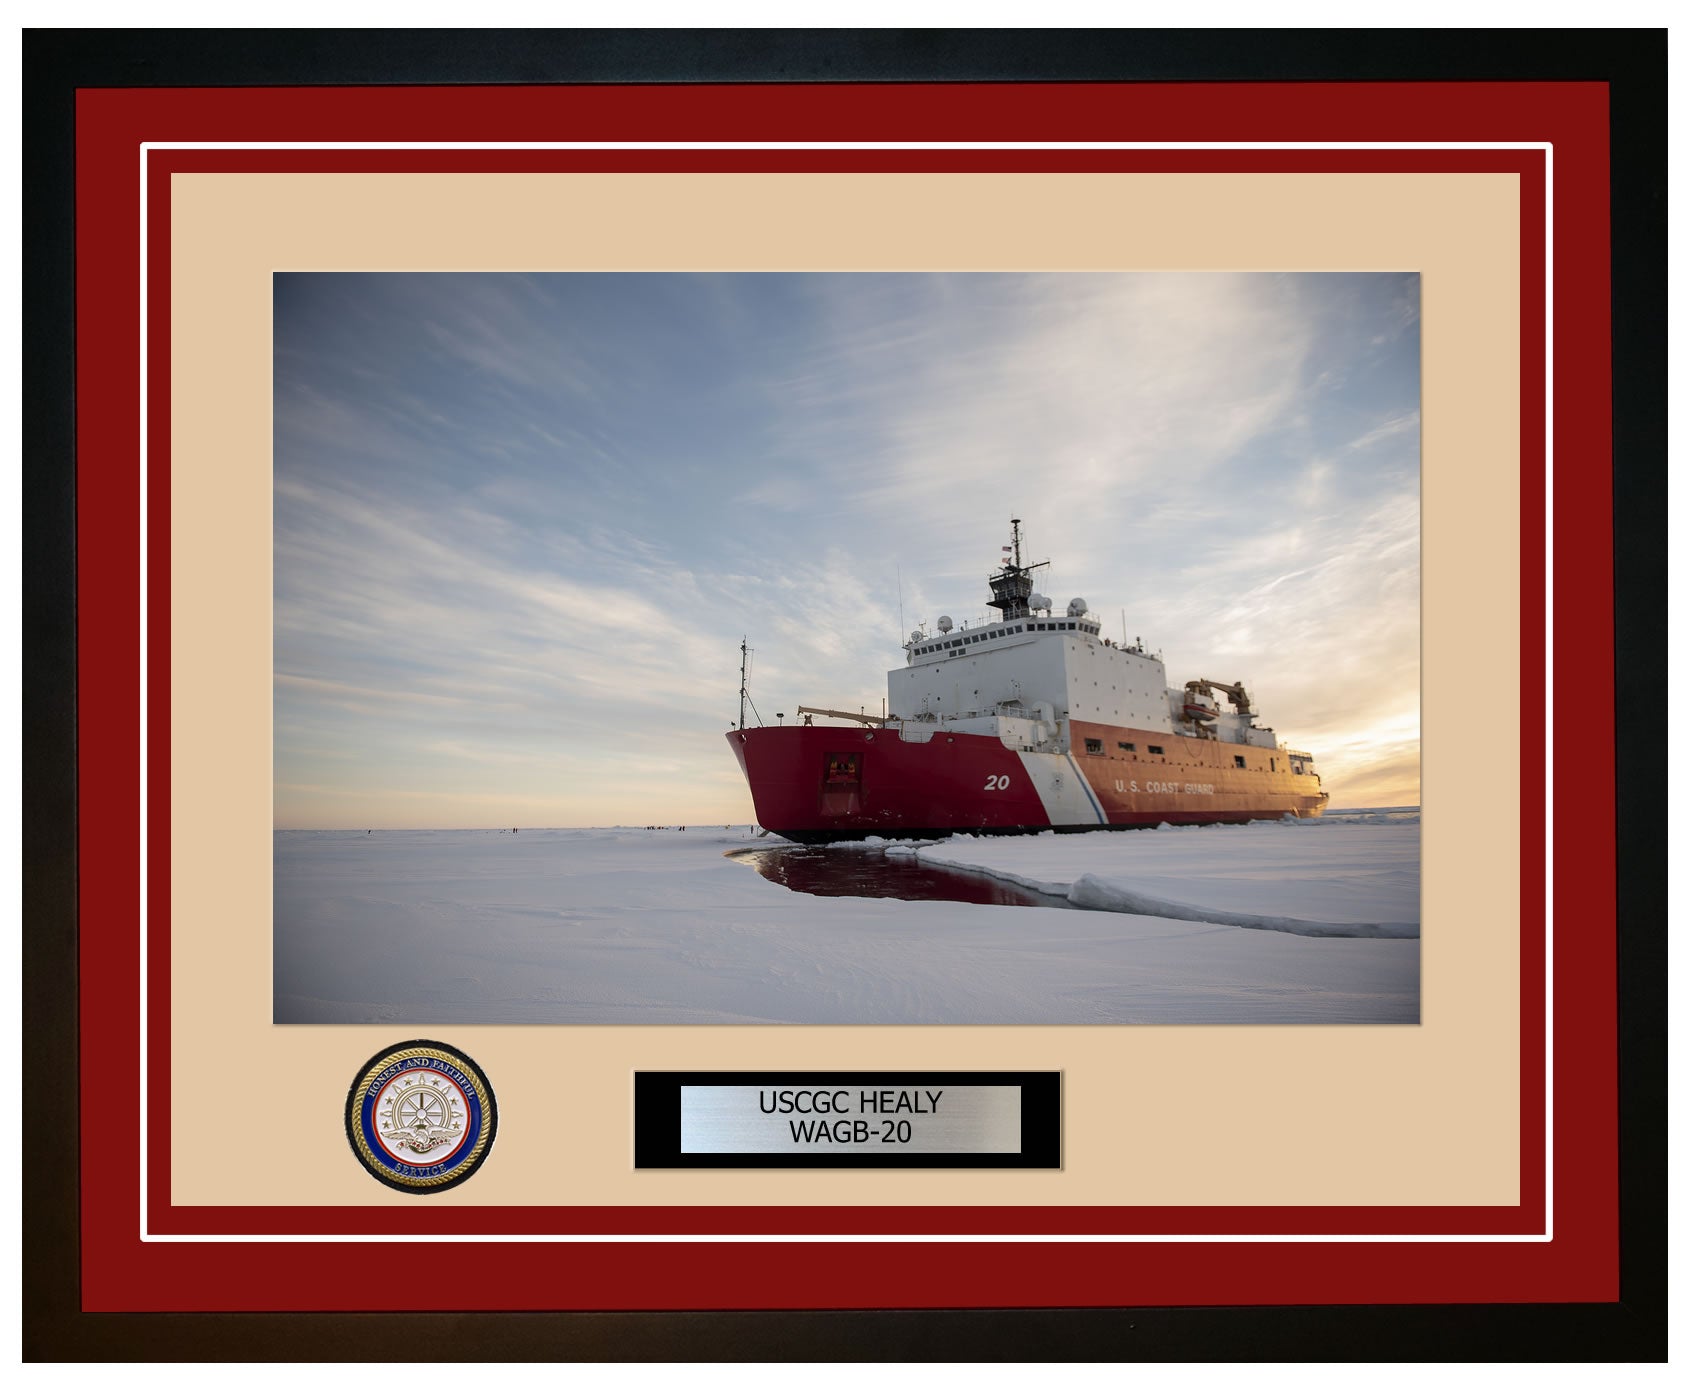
735, 842, 1068, 906
727, 719, 1327, 844
727, 520, 1328, 843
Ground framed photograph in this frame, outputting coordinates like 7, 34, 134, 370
272, 265, 1421, 1030
23, 29, 1665, 1360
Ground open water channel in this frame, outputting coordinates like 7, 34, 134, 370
727, 845, 1076, 909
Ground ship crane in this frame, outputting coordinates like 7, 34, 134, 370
1184, 678, 1256, 716
796, 705, 888, 728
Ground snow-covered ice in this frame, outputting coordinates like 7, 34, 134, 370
274, 814, 1418, 1025
913, 811, 1419, 939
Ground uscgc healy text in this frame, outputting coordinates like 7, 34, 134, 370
760, 1088, 943, 1145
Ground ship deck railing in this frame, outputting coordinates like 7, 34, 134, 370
906, 704, 1044, 726
906, 609, 1121, 650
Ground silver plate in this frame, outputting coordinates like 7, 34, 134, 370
679, 1084, 1022, 1154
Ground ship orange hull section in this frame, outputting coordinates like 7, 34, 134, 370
1065, 719, 1327, 825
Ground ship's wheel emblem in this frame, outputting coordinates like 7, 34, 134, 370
345, 1040, 497, 1194
387, 1084, 459, 1154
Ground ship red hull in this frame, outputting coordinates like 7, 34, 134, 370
727, 720, 1327, 843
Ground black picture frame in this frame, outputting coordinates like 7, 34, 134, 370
22, 27, 1667, 1362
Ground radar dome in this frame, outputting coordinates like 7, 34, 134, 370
936, 615, 954, 633
1031, 594, 1052, 613
906, 630, 923, 646
1067, 597, 1088, 617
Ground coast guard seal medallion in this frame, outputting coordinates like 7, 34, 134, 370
345, 1040, 497, 1194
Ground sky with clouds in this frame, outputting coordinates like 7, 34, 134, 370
274, 271, 1420, 827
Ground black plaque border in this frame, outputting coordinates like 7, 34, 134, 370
23, 26, 1666, 1363
636, 1071, 1061, 1168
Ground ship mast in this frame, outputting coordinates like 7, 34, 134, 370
986, 517, 1050, 621
738, 638, 764, 730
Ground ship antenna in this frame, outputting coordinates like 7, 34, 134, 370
897, 562, 905, 647
1011, 516, 1021, 570
738, 638, 764, 730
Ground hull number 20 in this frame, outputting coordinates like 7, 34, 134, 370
983, 774, 1011, 791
